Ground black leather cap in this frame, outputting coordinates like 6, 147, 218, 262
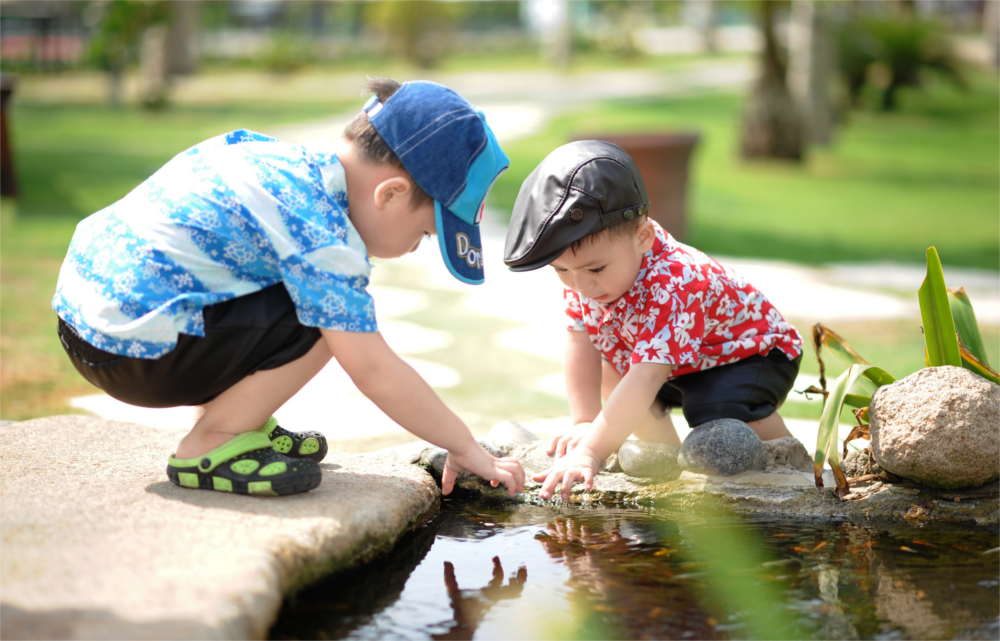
504, 140, 649, 272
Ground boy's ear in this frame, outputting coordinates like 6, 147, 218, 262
636, 218, 656, 252
373, 176, 412, 210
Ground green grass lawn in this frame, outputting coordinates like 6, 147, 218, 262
489, 73, 1000, 270
2, 74, 997, 422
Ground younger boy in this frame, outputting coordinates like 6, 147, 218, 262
503, 141, 802, 499
54, 79, 525, 497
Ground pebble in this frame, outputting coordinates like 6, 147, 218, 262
677, 419, 765, 476
617, 440, 681, 480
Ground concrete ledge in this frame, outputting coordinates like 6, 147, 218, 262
0, 416, 439, 640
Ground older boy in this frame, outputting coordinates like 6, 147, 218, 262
503, 141, 802, 499
54, 79, 525, 497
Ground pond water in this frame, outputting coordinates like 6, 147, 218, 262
271, 500, 999, 640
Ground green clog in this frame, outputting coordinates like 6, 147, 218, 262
257, 416, 328, 462
167, 431, 321, 496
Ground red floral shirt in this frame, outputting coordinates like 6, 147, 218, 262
565, 221, 802, 378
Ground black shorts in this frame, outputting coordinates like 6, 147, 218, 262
653, 350, 801, 426
58, 284, 322, 408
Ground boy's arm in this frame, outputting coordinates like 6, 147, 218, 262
548, 329, 602, 457
321, 328, 525, 497
534, 361, 674, 499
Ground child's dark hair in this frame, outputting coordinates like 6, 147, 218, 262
567, 213, 648, 254
343, 78, 433, 209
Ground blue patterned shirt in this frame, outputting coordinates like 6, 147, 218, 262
52, 129, 376, 359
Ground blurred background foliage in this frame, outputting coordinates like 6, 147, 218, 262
1, 0, 997, 421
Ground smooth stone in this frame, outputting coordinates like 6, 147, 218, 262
617, 440, 681, 480
870, 366, 1000, 490
418, 439, 505, 475
763, 436, 813, 473
0, 416, 439, 640
677, 419, 765, 476
486, 421, 541, 451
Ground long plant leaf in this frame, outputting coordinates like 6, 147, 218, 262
918, 247, 961, 367
948, 286, 990, 367
814, 364, 895, 497
844, 394, 871, 408
959, 343, 1000, 384
811, 323, 877, 396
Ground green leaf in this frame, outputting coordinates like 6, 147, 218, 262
811, 323, 878, 396
814, 365, 895, 496
843, 394, 872, 408
959, 343, 1000, 385
948, 287, 990, 367
918, 247, 961, 367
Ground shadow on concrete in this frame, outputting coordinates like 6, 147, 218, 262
142, 467, 440, 521
0, 603, 220, 640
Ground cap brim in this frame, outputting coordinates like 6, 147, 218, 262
435, 201, 485, 285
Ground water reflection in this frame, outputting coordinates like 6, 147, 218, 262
433, 557, 527, 640
271, 503, 999, 641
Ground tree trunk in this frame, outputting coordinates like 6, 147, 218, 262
740, 1, 805, 162
165, 1, 199, 76
984, 0, 999, 70
788, 0, 836, 145
685, 0, 718, 53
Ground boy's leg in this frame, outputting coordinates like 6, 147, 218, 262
748, 412, 793, 440
601, 360, 681, 446
175, 339, 332, 459
674, 351, 801, 441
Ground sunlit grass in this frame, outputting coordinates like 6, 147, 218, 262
489, 72, 1000, 270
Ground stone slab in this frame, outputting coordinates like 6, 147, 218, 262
0, 416, 439, 640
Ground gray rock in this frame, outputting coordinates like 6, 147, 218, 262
486, 421, 541, 452
763, 436, 813, 473
842, 448, 884, 478
677, 419, 766, 476
617, 440, 681, 480
0, 416, 439, 640
417, 439, 505, 475
870, 366, 1000, 490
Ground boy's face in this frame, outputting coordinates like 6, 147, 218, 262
549, 222, 655, 304
376, 199, 438, 258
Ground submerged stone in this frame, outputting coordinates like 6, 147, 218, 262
677, 419, 765, 476
870, 366, 1000, 490
617, 440, 681, 480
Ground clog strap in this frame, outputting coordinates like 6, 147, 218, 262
168, 432, 275, 473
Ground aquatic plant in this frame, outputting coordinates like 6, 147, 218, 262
811, 247, 998, 497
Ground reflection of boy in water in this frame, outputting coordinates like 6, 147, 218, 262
535, 516, 721, 640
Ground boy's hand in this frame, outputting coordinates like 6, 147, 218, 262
546, 422, 592, 458
532, 446, 602, 500
442, 446, 525, 498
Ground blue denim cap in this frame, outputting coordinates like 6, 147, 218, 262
364, 81, 510, 285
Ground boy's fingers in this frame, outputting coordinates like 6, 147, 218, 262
441, 464, 456, 496
546, 435, 560, 455
560, 469, 578, 500
583, 467, 594, 490
540, 470, 561, 499
500, 459, 526, 493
